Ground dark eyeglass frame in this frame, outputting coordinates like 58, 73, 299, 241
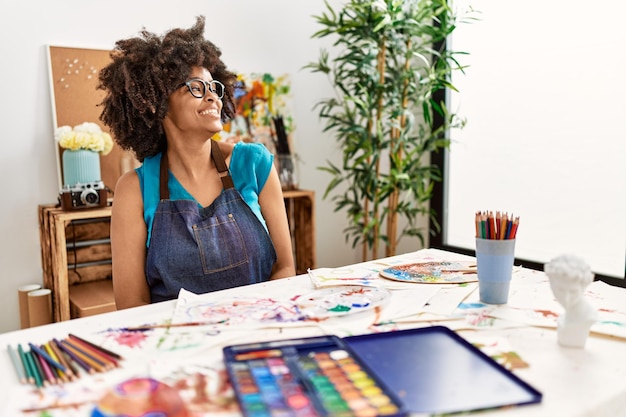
177, 78, 225, 99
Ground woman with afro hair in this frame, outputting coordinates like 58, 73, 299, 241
99, 16, 295, 309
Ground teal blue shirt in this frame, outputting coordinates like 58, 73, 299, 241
136, 142, 273, 246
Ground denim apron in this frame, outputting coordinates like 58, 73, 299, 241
145, 140, 277, 303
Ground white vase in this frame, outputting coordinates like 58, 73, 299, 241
62, 149, 101, 186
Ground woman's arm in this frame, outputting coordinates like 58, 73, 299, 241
110, 170, 151, 308
259, 166, 296, 279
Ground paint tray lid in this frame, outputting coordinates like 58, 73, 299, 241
343, 326, 542, 415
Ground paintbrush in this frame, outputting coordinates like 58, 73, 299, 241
120, 319, 228, 332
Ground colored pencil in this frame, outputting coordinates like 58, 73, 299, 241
49, 339, 78, 379
29, 342, 67, 374
8, 334, 122, 385
61, 338, 111, 370
68, 333, 123, 360
475, 211, 519, 240
60, 339, 107, 373
32, 348, 56, 385
25, 349, 43, 387
54, 338, 94, 374
488, 212, 496, 239
510, 216, 520, 239
66, 337, 118, 368
17, 344, 34, 385
43, 342, 69, 382
29, 348, 46, 386
7, 345, 26, 384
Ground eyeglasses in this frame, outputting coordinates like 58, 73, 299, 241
178, 78, 225, 99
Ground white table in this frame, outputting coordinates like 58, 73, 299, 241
1, 249, 625, 416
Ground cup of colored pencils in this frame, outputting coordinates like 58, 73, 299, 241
474, 211, 519, 304
475, 211, 519, 240
6, 333, 123, 388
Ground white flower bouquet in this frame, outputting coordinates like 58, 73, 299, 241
55, 122, 114, 155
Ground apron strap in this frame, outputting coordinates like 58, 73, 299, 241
211, 139, 235, 190
159, 151, 170, 200
158, 140, 235, 200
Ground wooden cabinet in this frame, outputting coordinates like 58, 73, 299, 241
39, 205, 114, 322
38, 189, 315, 322
283, 190, 316, 275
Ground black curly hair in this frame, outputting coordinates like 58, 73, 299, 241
98, 16, 237, 162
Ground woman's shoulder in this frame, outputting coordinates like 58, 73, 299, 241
116, 168, 140, 191
231, 141, 271, 157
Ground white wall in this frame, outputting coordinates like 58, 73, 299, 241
0, 0, 425, 332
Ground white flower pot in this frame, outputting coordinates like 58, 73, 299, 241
62, 149, 101, 186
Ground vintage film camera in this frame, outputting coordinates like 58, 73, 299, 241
60, 181, 108, 211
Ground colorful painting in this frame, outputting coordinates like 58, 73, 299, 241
173, 296, 305, 326
293, 286, 391, 319
219, 72, 294, 152
380, 261, 478, 284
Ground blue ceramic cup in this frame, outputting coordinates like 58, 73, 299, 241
475, 238, 516, 304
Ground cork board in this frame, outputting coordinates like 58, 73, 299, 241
47, 45, 138, 195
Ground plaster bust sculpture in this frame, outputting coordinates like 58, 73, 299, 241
544, 254, 598, 348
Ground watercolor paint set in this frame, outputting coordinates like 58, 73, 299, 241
223, 334, 406, 417
223, 326, 542, 416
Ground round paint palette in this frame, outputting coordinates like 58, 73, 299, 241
380, 261, 478, 284
295, 286, 390, 319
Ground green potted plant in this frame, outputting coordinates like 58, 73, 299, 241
307, 0, 471, 260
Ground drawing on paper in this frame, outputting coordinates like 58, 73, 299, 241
380, 261, 478, 284
294, 286, 391, 319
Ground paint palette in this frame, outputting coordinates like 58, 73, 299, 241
294, 286, 390, 319
223, 336, 406, 417
224, 327, 543, 416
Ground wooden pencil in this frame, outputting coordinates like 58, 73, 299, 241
488, 211, 496, 239
54, 338, 94, 374
67, 335, 120, 366
29, 342, 67, 374
68, 333, 123, 360
25, 349, 43, 387
43, 342, 70, 383
32, 348, 57, 385
510, 216, 520, 239
49, 339, 77, 379
17, 344, 34, 385
59, 340, 105, 373
62, 338, 111, 370
7, 345, 26, 384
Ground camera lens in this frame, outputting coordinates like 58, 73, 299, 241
81, 189, 100, 205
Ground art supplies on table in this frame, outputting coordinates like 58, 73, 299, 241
379, 261, 478, 284
223, 334, 406, 417
6, 333, 123, 388
224, 326, 542, 416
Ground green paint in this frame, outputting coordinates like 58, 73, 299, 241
328, 304, 351, 312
